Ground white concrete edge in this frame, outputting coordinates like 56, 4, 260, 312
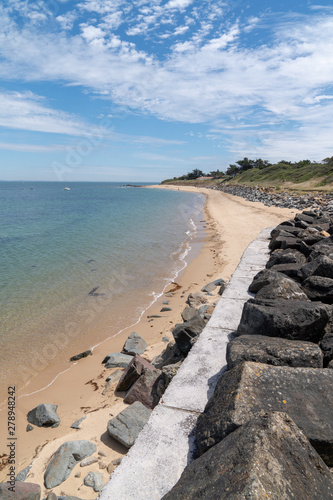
99, 227, 274, 500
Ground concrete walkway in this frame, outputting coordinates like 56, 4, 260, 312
99, 227, 272, 500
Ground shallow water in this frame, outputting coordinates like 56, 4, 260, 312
0, 182, 205, 400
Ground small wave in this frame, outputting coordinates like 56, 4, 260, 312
17, 365, 76, 401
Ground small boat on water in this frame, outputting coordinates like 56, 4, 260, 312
64, 187, 71, 191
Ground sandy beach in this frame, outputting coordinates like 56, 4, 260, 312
0, 185, 297, 499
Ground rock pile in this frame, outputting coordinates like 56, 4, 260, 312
164, 209, 333, 499
216, 184, 333, 210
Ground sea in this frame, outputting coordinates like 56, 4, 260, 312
0, 182, 205, 403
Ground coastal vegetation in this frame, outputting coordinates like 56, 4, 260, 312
161, 156, 333, 191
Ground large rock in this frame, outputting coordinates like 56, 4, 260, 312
295, 212, 317, 223
237, 298, 330, 343
298, 228, 327, 246
102, 352, 133, 368
122, 332, 147, 356
27, 404, 60, 427
270, 225, 301, 238
0, 482, 41, 500
269, 235, 302, 252
266, 249, 306, 269
152, 341, 183, 369
124, 366, 162, 409
248, 269, 286, 293
172, 315, 206, 355
116, 355, 157, 392
309, 237, 333, 261
256, 276, 308, 301
44, 440, 96, 488
298, 254, 333, 281
196, 362, 333, 465
186, 292, 208, 308
163, 412, 333, 500
107, 401, 151, 448
227, 335, 323, 370
302, 276, 333, 303
320, 332, 333, 367
268, 262, 304, 279
181, 306, 199, 323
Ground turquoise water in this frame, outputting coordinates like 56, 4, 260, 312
0, 182, 204, 398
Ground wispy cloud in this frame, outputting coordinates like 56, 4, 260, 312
0, 142, 67, 152
0, 90, 101, 136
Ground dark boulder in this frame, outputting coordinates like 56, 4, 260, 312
266, 249, 306, 269
302, 276, 333, 303
163, 412, 333, 500
270, 225, 301, 238
268, 262, 304, 279
248, 269, 286, 293
124, 366, 162, 409
196, 362, 333, 465
320, 332, 333, 367
309, 236, 333, 261
172, 315, 206, 355
299, 230, 327, 246
298, 254, 333, 281
280, 219, 295, 226
269, 234, 301, 251
295, 212, 316, 224
116, 355, 158, 392
227, 335, 323, 370
256, 276, 308, 301
237, 298, 331, 343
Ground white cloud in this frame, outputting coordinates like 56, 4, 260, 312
166, 0, 193, 10
173, 25, 189, 36
0, 142, 67, 152
56, 13, 77, 30
0, 90, 103, 136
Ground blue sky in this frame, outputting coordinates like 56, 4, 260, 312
0, 0, 333, 181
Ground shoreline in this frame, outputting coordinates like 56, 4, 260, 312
0, 186, 297, 499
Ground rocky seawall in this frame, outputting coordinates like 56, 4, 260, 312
163, 207, 333, 499
216, 184, 333, 210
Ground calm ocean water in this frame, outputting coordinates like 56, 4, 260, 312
0, 182, 204, 399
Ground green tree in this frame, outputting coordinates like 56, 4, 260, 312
226, 164, 240, 177
209, 169, 224, 178
186, 169, 205, 179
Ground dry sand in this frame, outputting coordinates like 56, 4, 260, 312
0, 186, 297, 498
